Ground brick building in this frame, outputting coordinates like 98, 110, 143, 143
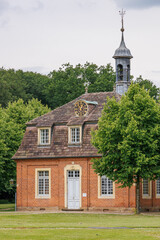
13, 14, 160, 212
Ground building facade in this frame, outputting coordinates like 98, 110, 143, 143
13, 92, 137, 212
13, 13, 160, 212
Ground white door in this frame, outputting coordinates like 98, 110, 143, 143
67, 170, 80, 209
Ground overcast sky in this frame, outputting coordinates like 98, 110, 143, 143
0, 0, 160, 87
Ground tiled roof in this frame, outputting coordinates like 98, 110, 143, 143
13, 91, 121, 160
27, 92, 121, 126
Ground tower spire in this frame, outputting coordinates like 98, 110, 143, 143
119, 9, 125, 32
113, 10, 133, 96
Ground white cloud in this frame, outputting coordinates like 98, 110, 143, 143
22, 66, 48, 74
113, 0, 160, 9
76, 0, 96, 9
8, 0, 44, 13
0, 0, 10, 14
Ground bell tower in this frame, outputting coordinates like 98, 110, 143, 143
113, 10, 133, 95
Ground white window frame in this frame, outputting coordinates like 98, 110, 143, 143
38, 127, 51, 145
98, 175, 115, 199
142, 179, 152, 199
68, 125, 82, 144
156, 178, 160, 198
35, 168, 51, 199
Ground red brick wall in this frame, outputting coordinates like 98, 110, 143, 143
16, 158, 137, 211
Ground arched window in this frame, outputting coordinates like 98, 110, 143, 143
117, 64, 123, 81
127, 65, 130, 81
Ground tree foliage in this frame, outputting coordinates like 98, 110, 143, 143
45, 63, 116, 109
0, 65, 159, 111
91, 83, 160, 211
0, 69, 50, 108
134, 76, 159, 100
0, 64, 116, 109
0, 99, 50, 199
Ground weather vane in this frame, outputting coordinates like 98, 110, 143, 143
119, 9, 126, 32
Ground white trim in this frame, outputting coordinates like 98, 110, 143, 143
35, 168, 51, 199
68, 125, 82, 145
98, 175, 115, 199
64, 164, 82, 208
38, 127, 51, 145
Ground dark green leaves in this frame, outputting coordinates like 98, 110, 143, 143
92, 83, 160, 188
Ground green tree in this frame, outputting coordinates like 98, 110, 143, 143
134, 76, 159, 100
0, 64, 116, 109
0, 99, 50, 199
22, 71, 50, 106
91, 83, 160, 213
45, 63, 116, 109
88, 63, 115, 93
0, 68, 50, 108
0, 69, 28, 107
44, 63, 86, 109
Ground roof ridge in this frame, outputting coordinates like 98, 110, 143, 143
26, 91, 119, 126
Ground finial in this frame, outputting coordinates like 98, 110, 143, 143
119, 9, 126, 32
85, 86, 88, 94
84, 80, 89, 94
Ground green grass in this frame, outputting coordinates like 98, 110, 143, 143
0, 213, 160, 239
0, 229, 160, 240
0, 213, 160, 228
0, 203, 15, 211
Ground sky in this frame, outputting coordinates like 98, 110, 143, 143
0, 0, 160, 87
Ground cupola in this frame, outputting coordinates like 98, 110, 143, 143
113, 10, 133, 95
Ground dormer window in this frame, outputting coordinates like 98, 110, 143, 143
38, 128, 51, 145
71, 127, 80, 143
68, 126, 82, 145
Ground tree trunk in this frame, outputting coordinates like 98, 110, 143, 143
136, 176, 140, 214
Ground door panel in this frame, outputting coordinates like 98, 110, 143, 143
67, 170, 80, 209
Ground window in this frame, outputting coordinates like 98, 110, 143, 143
156, 178, 160, 197
117, 64, 123, 81
35, 168, 51, 198
68, 126, 82, 145
38, 128, 51, 145
127, 64, 130, 81
101, 176, 113, 196
38, 171, 49, 196
98, 175, 115, 198
71, 128, 80, 143
68, 170, 79, 178
143, 179, 149, 195
142, 179, 152, 199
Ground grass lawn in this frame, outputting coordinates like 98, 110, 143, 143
0, 212, 160, 239
0, 203, 15, 211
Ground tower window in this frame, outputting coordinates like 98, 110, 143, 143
117, 64, 123, 81
127, 65, 130, 81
